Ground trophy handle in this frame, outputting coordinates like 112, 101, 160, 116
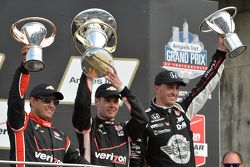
74, 19, 117, 53
73, 35, 85, 56
11, 23, 28, 44
199, 6, 237, 33
10, 17, 56, 47
205, 19, 225, 34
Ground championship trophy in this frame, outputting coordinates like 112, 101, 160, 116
71, 8, 117, 78
200, 6, 247, 58
11, 17, 56, 71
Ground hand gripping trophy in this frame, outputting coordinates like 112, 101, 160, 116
11, 17, 56, 71
71, 8, 118, 78
200, 6, 247, 58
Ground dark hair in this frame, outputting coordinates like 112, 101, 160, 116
222, 151, 243, 163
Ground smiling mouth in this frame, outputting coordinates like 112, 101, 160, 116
45, 110, 53, 114
107, 110, 114, 113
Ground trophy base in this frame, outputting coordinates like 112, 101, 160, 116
81, 47, 113, 78
229, 45, 247, 58
225, 33, 247, 58
24, 45, 44, 71
24, 60, 45, 72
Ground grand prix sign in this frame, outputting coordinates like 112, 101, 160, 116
163, 21, 208, 82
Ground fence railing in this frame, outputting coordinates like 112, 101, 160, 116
0, 160, 109, 167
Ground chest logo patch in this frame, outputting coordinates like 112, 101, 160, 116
160, 134, 190, 164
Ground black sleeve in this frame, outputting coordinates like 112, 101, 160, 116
122, 87, 149, 142
7, 64, 29, 130
180, 49, 226, 112
72, 72, 92, 132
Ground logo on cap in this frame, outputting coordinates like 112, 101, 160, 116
170, 72, 178, 79
106, 86, 117, 91
46, 86, 55, 90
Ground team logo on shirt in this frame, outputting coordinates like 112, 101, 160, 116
150, 123, 164, 129
95, 152, 127, 165
53, 131, 63, 141
160, 134, 190, 164
151, 113, 160, 120
150, 113, 165, 123
35, 124, 44, 133
176, 115, 187, 130
35, 124, 40, 130
114, 125, 123, 131
115, 125, 124, 136
35, 151, 62, 163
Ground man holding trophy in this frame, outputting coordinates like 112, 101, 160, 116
72, 67, 148, 167
7, 16, 91, 166
132, 6, 246, 167
71, 8, 148, 167
141, 35, 227, 167
7, 44, 90, 166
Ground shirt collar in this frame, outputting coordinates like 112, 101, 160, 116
29, 113, 52, 128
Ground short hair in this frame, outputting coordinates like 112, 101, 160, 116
222, 150, 243, 163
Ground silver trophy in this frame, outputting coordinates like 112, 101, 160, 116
200, 6, 247, 58
11, 17, 56, 71
71, 8, 117, 78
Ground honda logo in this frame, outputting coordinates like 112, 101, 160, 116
151, 113, 160, 120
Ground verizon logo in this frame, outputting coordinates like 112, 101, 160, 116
95, 152, 127, 165
35, 151, 62, 163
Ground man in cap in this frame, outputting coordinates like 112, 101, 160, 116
72, 67, 148, 167
7, 45, 89, 166
140, 35, 228, 167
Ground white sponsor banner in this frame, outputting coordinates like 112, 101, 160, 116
0, 100, 30, 149
194, 142, 208, 157
58, 57, 140, 104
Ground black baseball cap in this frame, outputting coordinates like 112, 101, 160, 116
95, 83, 122, 99
154, 70, 186, 86
30, 83, 64, 100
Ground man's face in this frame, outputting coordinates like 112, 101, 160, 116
154, 83, 180, 106
30, 96, 59, 121
95, 97, 119, 121
221, 152, 243, 167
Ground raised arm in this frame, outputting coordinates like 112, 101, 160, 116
180, 35, 227, 119
72, 72, 93, 132
7, 46, 30, 130
105, 68, 149, 141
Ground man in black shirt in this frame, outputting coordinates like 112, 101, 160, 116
72, 68, 148, 167
7, 45, 89, 166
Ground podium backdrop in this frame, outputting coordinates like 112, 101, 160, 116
0, 0, 219, 166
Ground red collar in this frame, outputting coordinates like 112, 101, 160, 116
29, 113, 52, 128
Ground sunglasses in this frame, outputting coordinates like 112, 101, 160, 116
224, 163, 241, 167
36, 96, 59, 106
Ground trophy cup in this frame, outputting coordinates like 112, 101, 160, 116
11, 17, 56, 71
199, 6, 247, 58
71, 8, 117, 78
